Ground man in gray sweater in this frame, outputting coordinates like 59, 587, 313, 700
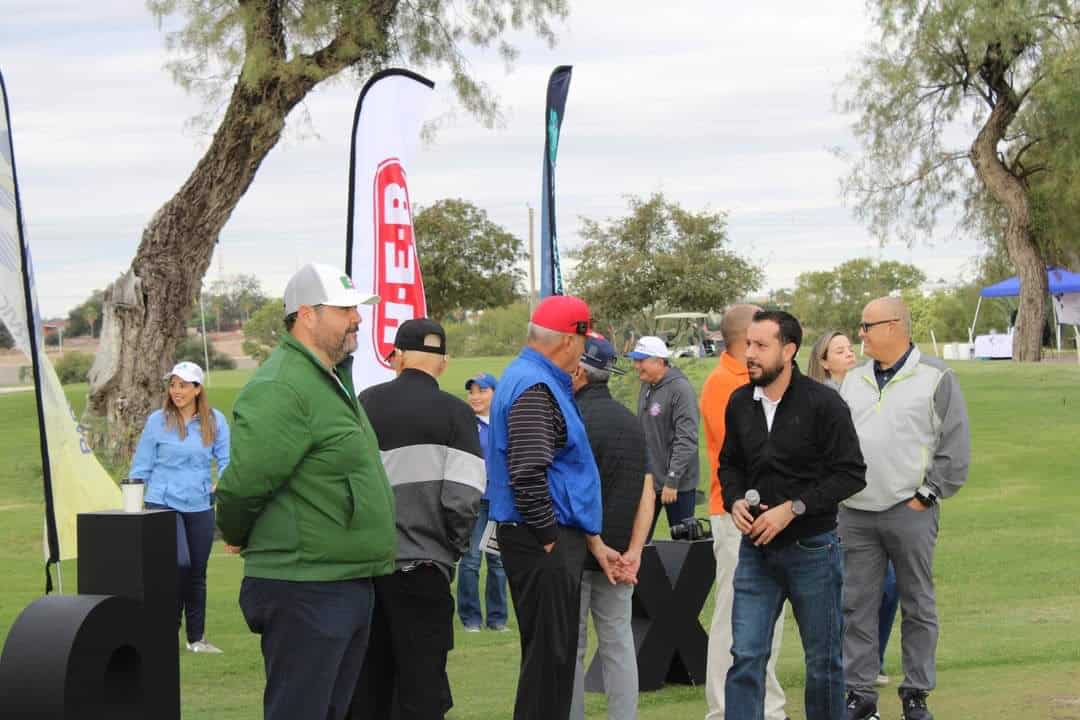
626, 336, 701, 539
840, 296, 970, 720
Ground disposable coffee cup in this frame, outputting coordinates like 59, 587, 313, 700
121, 478, 145, 513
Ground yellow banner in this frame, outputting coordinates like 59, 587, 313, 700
1, 69, 121, 562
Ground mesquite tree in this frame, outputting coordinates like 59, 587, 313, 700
83, 0, 567, 465
841, 0, 1080, 361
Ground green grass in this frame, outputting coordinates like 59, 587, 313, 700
2, 357, 1079, 718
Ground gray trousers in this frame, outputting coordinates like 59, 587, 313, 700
839, 502, 940, 702
570, 570, 637, 720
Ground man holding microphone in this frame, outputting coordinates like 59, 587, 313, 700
720, 310, 866, 720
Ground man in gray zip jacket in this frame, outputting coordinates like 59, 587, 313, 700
839, 296, 970, 720
627, 336, 700, 539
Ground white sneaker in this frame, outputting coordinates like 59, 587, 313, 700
187, 639, 224, 654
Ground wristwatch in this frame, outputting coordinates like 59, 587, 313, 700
914, 485, 938, 507
790, 499, 806, 517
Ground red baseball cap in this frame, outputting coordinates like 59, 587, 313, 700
531, 295, 592, 335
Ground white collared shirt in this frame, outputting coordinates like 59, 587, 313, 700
753, 385, 782, 432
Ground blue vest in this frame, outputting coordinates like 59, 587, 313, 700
487, 347, 602, 534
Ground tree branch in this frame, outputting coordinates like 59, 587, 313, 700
852, 151, 969, 195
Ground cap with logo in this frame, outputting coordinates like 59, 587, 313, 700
625, 335, 672, 360
394, 318, 447, 355
284, 263, 380, 315
465, 372, 498, 391
164, 361, 205, 385
581, 332, 625, 375
530, 295, 591, 336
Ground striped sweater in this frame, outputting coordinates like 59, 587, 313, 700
359, 369, 485, 576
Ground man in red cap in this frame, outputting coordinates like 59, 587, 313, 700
486, 295, 621, 720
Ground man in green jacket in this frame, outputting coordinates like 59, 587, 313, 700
216, 263, 396, 720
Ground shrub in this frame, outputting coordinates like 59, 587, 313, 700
174, 335, 236, 370
54, 351, 94, 385
443, 303, 530, 357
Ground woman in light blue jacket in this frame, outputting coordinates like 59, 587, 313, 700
130, 361, 229, 654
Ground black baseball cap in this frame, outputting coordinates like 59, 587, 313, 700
394, 318, 447, 355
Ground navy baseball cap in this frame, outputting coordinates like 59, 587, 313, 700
465, 372, 498, 391
581, 332, 625, 375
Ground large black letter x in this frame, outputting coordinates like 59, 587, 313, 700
586, 539, 715, 693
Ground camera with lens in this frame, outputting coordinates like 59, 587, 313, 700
670, 516, 713, 541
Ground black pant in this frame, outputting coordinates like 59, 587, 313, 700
145, 502, 215, 643
498, 524, 588, 720
350, 565, 455, 719
239, 577, 374, 720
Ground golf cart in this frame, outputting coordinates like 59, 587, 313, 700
654, 312, 724, 358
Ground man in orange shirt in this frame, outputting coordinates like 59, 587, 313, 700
700, 304, 788, 720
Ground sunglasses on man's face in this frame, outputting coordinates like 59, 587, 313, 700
859, 318, 898, 333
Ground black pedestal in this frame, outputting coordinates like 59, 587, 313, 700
585, 539, 715, 693
0, 510, 180, 720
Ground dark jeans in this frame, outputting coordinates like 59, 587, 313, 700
457, 500, 508, 629
499, 523, 587, 720
350, 565, 455, 719
879, 560, 899, 670
726, 532, 845, 720
647, 488, 698, 542
239, 577, 374, 720
145, 502, 215, 643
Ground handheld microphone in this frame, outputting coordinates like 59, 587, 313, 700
745, 489, 763, 519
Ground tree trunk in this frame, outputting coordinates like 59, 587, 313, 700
82, 38, 313, 464
969, 92, 1047, 362
81, 1, 399, 465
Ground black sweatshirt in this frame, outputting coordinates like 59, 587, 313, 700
720, 365, 866, 546
359, 369, 485, 575
576, 382, 646, 570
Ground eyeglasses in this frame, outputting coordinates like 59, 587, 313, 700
858, 318, 899, 333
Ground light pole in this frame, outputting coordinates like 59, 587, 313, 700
199, 291, 211, 386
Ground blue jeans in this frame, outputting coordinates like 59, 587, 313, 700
457, 500, 508, 628
726, 532, 845, 720
145, 502, 215, 643
879, 560, 899, 670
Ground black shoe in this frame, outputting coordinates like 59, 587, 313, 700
900, 689, 934, 720
846, 690, 879, 720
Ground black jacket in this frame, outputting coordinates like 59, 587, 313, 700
359, 369, 485, 576
720, 365, 866, 546
576, 382, 646, 570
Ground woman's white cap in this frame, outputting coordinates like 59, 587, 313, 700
165, 361, 204, 385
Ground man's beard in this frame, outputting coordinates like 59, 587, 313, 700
321, 327, 359, 365
748, 359, 783, 387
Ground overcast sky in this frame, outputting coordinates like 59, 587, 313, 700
0, 0, 983, 318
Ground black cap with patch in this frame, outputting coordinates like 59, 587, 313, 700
393, 318, 447, 355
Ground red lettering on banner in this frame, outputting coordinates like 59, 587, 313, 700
373, 159, 426, 366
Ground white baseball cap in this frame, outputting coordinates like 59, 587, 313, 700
283, 263, 379, 315
165, 361, 204, 385
625, 335, 672, 360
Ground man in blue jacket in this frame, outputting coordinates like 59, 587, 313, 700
486, 295, 620, 720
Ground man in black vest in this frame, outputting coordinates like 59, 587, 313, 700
569, 333, 655, 720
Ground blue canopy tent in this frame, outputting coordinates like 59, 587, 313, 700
970, 267, 1080, 352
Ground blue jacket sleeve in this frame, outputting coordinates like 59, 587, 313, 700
129, 413, 159, 482
212, 409, 231, 475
